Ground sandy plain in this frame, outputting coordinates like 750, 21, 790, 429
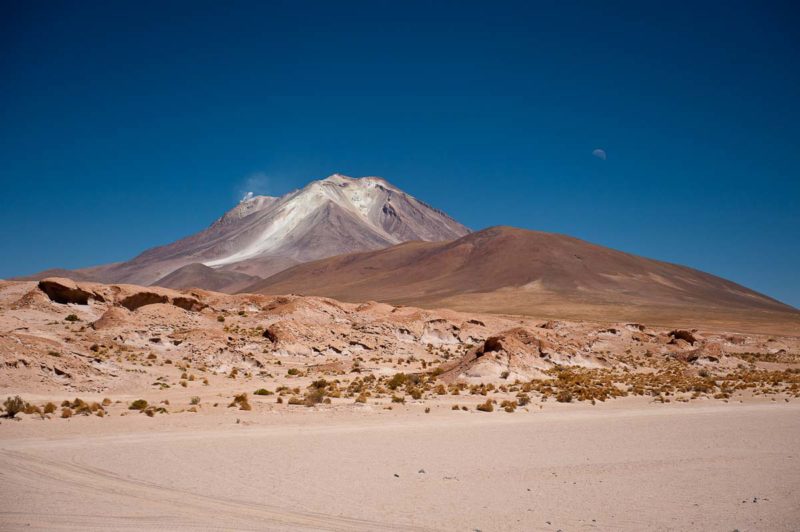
2, 399, 799, 531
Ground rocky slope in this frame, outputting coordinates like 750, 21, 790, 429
1, 279, 798, 409
152, 263, 261, 293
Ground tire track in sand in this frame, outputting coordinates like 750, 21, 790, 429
0, 449, 437, 531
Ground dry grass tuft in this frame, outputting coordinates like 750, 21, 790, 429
500, 400, 517, 413
129, 399, 148, 411
229, 393, 251, 410
476, 399, 494, 412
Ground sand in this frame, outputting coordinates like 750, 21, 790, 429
2, 400, 798, 531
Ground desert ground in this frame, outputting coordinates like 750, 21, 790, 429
2, 401, 799, 531
2, 278, 799, 530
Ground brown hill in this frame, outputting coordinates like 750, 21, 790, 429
153, 263, 262, 293
245, 226, 800, 334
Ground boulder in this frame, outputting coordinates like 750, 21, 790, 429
38, 278, 98, 305
171, 296, 207, 312
91, 307, 131, 330
669, 329, 697, 345
119, 292, 169, 311
477, 328, 544, 358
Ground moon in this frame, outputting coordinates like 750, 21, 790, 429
592, 148, 607, 160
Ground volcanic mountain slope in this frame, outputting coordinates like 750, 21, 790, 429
246, 226, 800, 334
152, 263, 261, 293
25, 174, 469, 291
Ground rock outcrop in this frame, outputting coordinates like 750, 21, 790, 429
38, 278, 102, 305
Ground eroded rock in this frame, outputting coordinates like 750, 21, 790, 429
119, 292, 169, 311
38, 278, 96, 305
669, 329, 697, 345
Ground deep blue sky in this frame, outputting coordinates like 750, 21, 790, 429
1, 1, 798, 307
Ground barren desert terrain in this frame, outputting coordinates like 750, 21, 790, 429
2, 278, 799, 530
2, 401, 799, 531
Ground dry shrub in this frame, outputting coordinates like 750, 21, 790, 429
73, 401, 94, 416
428, 366, 444, 377
476, 399, 494, 412
43, 402, 57, 414
500, 400, 516, 413
129, 399, 148, 410
3, 396, 26, 418
23, 403, 41, 416
387, 373, 408, 390
229, 393, 251, 410
61, 407, 73, 418
303, 379, 342, 407
556, 390, 573, 403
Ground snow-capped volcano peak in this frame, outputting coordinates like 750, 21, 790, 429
323, 172, 351, 183
205, 174, 447, 266
109, 174, 469, 288
308, 174, 398, 225
322, 173, 391, 188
